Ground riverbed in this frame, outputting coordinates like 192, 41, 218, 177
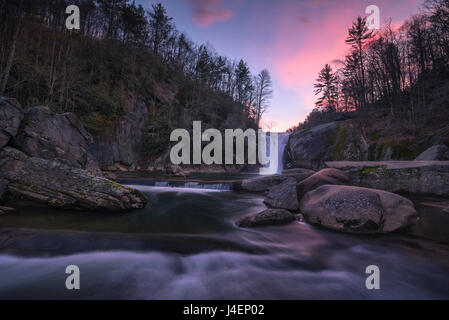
0, 177, 449, 300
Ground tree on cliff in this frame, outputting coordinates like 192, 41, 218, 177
147, 3, 174, 56
314, 64, 339, 112
345, 16, 375, 110
254, 69, 273, 128
295, 0, 449, 132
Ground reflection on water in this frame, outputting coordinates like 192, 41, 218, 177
1, 184, 449, 299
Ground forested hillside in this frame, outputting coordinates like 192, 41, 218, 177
0, 0, 272, 159
293, 0, 449, 149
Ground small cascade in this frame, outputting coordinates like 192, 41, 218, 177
118, 179, 233, 191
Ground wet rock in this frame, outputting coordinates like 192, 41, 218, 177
326, 161, 449, 197
0, 147, 147, 211
264, 177, 300, 211
300, 185, 418, 234
0, 97, 23, 149
237, 209, 297, 228
296, 168, 349, 201
416, 145, 449, 161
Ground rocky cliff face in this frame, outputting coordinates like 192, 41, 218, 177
287, 119, 446, 170
287, 120, 369, 170
0, 97, 147, 211
12, 106, 96, 170
90, 98, 149, 171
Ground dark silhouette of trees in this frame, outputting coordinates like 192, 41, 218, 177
147, 3, 173, 56
345, 16, 375, 110
309, 0, 449, 130
254, 69, 273, 128
0, 0, 273, 158
314, 64, 339, 112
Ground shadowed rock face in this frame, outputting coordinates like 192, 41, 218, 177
237, 209, 297, 228
0, 97, 23, 149
90, 98, 149, 170
416, 145, 449, 161
264, 177, 300, 211
12, 106, 96, 170
300, 185, 418, 234
287, 120, 369, 170
0, 147, 147, 211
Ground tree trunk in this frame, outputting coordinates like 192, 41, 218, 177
0, 17, 21, 96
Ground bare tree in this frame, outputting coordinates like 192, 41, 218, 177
254, 69, 273, 127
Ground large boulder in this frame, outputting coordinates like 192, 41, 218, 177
91, 98, 149, 170
296, 168, 349, 201
0, 97, 23, 149
0, 147, 147, 211
13, 106, 95, 169
287, 120, 369, 170
326, 161, 449, 197
416, 145, 449, 161
300, 185, 418, 234
264, 177, 299, 211
236, 170, 315, 193
237, 209, 297, 228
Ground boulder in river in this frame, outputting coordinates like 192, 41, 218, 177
237, 209, 297, 228
0, 97, 23, 149
300, 185, 418, 234
326, 161, 449, 197
264, 177, 300, 211
415, 145, 449, 161
296, 168, 349, 201
0, 147, 147, 211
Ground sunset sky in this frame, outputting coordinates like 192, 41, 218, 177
140, 0, 425, 131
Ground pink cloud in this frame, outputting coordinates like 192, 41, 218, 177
188, 0, 233, 27
272, 0, 424, 89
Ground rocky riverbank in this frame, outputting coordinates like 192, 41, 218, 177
0, 97, 147, 211
235, 123, 449, 234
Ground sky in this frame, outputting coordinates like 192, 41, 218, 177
139, 0, 425, 131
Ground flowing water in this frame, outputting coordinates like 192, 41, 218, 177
261, 132, 291, 175
1, 179, 449, 300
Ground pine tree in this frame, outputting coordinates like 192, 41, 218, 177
346, 16, 374, 110
314, 64, 339, 112
148, 3, 173, 56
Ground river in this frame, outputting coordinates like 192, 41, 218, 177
0, 178, 449, 299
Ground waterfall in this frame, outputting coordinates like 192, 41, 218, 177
277, 133, 291, 174
260, 132, 291, 175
